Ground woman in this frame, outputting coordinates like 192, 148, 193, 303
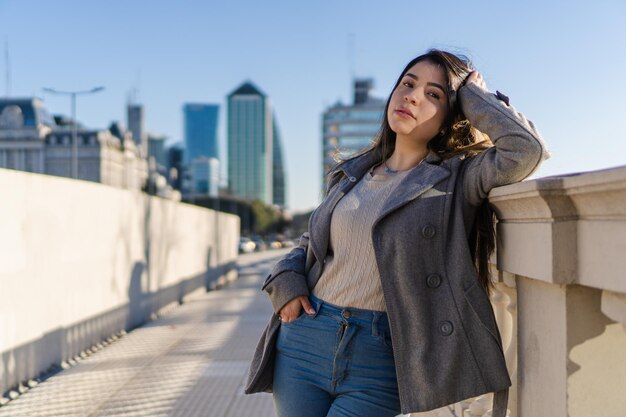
246, 49, 550, 417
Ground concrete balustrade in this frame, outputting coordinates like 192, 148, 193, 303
439, 165, 626, 417
0, 168, 239, 395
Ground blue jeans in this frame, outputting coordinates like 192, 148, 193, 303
273, 295, 401, 417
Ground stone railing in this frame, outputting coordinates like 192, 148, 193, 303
413, 165, 626, 417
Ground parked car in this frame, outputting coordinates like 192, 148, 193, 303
268, 239, 282, 249
280, 239, 296, 248
238, 237, 256, 254
251, 236, 267, 251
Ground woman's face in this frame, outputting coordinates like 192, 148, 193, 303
387, 60, 449, 145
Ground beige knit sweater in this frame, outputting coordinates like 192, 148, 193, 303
312, 167, 411, 311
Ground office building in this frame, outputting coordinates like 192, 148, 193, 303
0, 98, 54, 174
321, 78, 385, 192
0, 97, 147, 191
272, 116, 286, 207
189, 156, 219, 198
227, 81, 273, 205
127, 104, 147, 158
183, 103, 219, 164
148, 133, 167, 175
166, 142, 184, 191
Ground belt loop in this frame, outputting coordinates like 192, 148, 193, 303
371, 312, 381, 337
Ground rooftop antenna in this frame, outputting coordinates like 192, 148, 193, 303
134, 68, 141, 104
4, 37, 10, 98
129, 88, 137, 106
127, 69, 141, 106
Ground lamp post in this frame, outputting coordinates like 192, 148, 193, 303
42, 86, 104, 179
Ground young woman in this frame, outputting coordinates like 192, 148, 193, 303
246, 49, 550, 417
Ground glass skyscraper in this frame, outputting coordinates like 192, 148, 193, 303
190, 156, 219, 197
166, 142, 184, 191
183, 103, 219, 164
127, 104, 146, 157
321, 78, 385, 193
227, 81, 286, 207
272, 116, 286, 207
147, 133, 167, 175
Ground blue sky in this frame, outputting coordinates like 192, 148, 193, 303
1, 1, 625, 212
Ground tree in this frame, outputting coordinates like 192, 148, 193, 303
249, 200, 282, 234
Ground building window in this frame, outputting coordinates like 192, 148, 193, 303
24, 150, 38, 172
63, 136, 70, 145
6, 150, 16, 169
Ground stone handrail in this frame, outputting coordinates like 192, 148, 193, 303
416, 165, 626, 417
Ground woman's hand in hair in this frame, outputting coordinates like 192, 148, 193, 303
279, 295, 316, 323
465, 71, 489, 92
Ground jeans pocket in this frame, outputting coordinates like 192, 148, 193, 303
281, 310, 309, 326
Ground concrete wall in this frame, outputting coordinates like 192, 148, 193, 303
0, 168, 239, 393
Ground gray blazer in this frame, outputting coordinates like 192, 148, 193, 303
245, 82, 550, 416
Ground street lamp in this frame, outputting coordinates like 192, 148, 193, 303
42, 86, 105, 179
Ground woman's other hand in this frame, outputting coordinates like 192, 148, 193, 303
279, 296, 315, 323
465, 71, 489, 92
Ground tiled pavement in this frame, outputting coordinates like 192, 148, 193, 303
0, 251, 282, 417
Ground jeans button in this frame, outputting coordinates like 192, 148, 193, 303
342, 310, 352, 319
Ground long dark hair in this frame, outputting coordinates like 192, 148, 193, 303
332, 49, 496, 294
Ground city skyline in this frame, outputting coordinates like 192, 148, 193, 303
1, 1, 625, 212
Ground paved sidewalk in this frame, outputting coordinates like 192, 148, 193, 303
0, 251, 283, 417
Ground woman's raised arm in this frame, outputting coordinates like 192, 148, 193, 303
459, 77, 551, 206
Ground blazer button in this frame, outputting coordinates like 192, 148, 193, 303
439, 321, 454, 336
426, 273, 442, 288
421, 224, 436, 239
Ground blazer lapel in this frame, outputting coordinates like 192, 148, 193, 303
308, 151, 381, 264
375, 154, 451, 224
308, 179, 350, 263
308, 150, 450, 264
